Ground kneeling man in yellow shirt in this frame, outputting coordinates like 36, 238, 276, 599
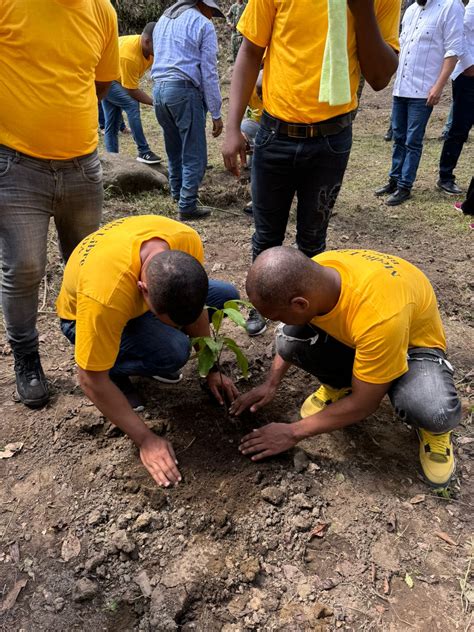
56, 215, 239, 487
231, 247, 461, 488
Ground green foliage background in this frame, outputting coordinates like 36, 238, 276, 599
111, 0, 167, 34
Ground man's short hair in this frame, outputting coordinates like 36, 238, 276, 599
146, 251, 208, 326
142, 22, 157, 38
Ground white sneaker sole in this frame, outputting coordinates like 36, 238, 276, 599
136, 157, 162, 165
152, 373, 183, 384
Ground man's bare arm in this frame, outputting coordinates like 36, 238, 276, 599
78, 367, 181, 486
427, 56, 457, 106
222, 38, 265, 176
348, 0, 399, 91
126, 87, 153, 106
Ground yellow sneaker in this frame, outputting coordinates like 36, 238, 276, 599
300, 384, 351, 418
417, 428, 455, 487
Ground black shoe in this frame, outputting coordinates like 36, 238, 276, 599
152, 370, 183, 384
383, 129, 393, 142
246, 308, 267, 337
243, 201, 253, 216
137, 151, 162, 165
111, 376, 144, 412
178, 206, 212, 221
14, 351, 49, 408
386, 187, 411, 206
374, 178, 398, 196
437, 179, 462, 195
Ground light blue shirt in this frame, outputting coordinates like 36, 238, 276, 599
151, 8, 222, 119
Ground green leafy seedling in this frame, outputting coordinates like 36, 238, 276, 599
192, 300, 253, 416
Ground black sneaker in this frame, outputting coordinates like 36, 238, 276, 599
374, 178, 397, 196
437, 179, 462, 195
178, 206, 212, 221
383, 128, 393, 142
246, 308, 267, 337
152, 370, 183, 384
111, 376, 144, 412
14, 351, 49, 409
137, 151, 162, 165
243, 201, 253, 216
386, 187, 411, 206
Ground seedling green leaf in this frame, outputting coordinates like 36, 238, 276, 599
224, 337, 249, 378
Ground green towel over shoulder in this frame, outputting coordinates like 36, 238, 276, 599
319, 0, 352, 106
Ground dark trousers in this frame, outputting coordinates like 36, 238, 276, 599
276, 324, 461, 434
251, 121, 352, 260
439, 74, 474, 184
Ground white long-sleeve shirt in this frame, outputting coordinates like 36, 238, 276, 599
393, 0, 465, 98
452, 0, 474, 79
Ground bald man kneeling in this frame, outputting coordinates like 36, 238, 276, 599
231, 247, 461, 488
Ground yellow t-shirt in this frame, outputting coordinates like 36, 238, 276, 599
56, 216, 204, 371
119, 34, 153, 90
238, 0, 401, 123
0, 0, 119, 159
311, 250, 446, 384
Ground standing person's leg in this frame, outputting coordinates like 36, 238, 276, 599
154, 83, 185, 204
178, 87, 208, 215
398, 98, 433, 191
53, 151, 103, 262
0, 148, 54, 407
106, 82, 152, 158
102, 95, 123, 153
438, 75, 474, 192
389, 347, 461, 486
376, 97, 407, 196
275, 324, 355, 416
248, 125, 297, 335
98, 101, 105, 130
295, 124, 352, 257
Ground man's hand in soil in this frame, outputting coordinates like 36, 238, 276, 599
239, 423, 297, 460
230, 381, 278, 415
207, 371, 239, 405
139, 433, 181, 487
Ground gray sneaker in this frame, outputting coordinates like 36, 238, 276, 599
137, 151, 162, 165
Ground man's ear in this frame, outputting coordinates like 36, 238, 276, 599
290, 296, 309, 312
137, 280, 148, 296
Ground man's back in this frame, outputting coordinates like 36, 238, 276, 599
0, 0, 118, 159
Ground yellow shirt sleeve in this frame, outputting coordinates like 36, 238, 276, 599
75, 294, 129, 371
95, 5, 120, 82
237, 0, 276, 49
353, 315, 410, 384
120, 56, 141, 90
375, 0, 401, 53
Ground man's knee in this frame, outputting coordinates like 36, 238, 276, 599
275, 324, 318, 362
3, 257, 45, 293
166, 334, 191, 371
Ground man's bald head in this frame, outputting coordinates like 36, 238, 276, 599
246, 247, 321, 309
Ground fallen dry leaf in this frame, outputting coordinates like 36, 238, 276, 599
383, 576, 391, 595
0, 442, 24, 459
434, 531, 457, 546
409, 494, 425, 504
404, 573, 414, 589
458, 437, 474, 445
310, 522, 330, 539
0, 578, 27, 612
9, 542, 20, 564
61, 532, 81, 561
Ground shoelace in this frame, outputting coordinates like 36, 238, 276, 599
17, 355, 41, 383
425, 433, 450, 461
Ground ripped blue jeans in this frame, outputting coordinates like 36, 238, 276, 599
276, 324, 461, 433
251, 122, 352, 259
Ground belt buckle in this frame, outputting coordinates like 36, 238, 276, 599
308, 126, 319, 138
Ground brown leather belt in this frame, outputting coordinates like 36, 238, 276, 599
261, 110, 353, 139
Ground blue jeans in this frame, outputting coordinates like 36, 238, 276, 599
60, 280, 239, 378
251, 120, 352, 260
0, 146, 103, 355
276, 324, 461, 434
389, 96, 433, 190
439, 74, 474, 183
153, 81, 207, 212
102, 81, 150, 155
